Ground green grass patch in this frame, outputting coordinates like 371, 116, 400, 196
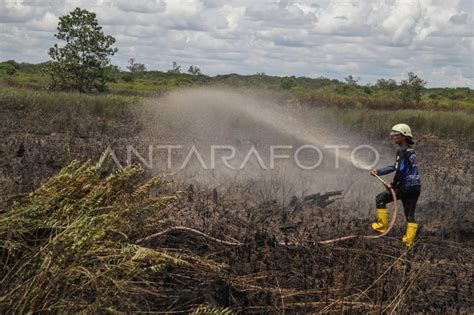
296, 90, 474, 113
0, 85, 141, 119
316, 107, 474, 148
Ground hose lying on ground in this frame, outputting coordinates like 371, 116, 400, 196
137, 187, 399, 247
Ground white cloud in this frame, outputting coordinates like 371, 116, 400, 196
164, 0, 204, 17
0, 1, 38, 23
27, 11, 58, 32
430, 65, 472, 86
0, 0, 472, 87
113, 0, 165, 14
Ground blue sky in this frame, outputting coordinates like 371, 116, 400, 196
0, 0, 473, 87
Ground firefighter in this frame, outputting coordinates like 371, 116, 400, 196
370, 123, 421, 248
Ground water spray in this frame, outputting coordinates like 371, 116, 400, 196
137, 175, 399, 246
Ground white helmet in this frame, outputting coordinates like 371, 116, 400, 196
391, 123, 414, 141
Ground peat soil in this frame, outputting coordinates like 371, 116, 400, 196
0, 92, 473, 312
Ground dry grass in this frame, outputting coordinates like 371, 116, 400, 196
0, 160, 231, 313
1, 160, 473, 313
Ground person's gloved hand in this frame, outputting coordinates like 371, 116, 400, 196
370, 168, 377, 176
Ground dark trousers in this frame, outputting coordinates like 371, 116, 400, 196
376, 186, 421, 223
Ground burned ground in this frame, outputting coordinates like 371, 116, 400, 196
0, 89, 473, 313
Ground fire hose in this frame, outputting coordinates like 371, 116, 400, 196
137, 175, 398, 246
318, 174, 398, 244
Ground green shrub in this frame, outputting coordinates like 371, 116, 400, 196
5, 66, 16, 76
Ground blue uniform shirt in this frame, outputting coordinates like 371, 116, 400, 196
376, 146, 421, 188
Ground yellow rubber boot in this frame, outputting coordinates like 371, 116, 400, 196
403, 222, 418, 248
371, 208, 389, 233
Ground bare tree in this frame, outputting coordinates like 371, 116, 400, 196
126, 58, 146, 73
187, 65, 201, 76
168, 61, 181, 74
